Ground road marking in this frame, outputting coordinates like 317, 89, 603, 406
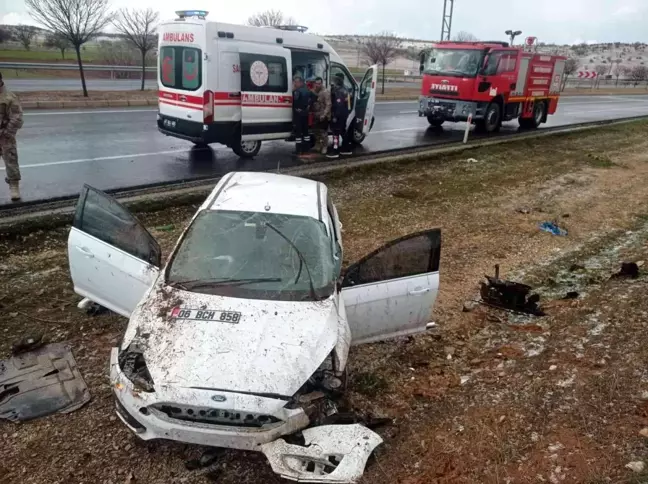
0, 149, 188, 170
398, 110, 419, 114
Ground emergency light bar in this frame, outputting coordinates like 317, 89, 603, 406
175, 10, 209, 19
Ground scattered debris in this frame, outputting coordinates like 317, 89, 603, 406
185, 448, 226, 471
639, 428, 648, 439
465, 158, 481, 163
625, 461, 645, 473
261, 424, 382, 483
480, 265, 545, 316
516, 207, 531, 214
569, 264, 585, 272
462, 300, 479, 312
562, 291, 580, 300
11, 334, 45, 356
611, 262, 640, 279
549, 365, 558, 371
155, 224, 176, 232
539, 221, 568, 237
0, 343, 91, 422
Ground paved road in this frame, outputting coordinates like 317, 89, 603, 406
8, 78, 417, 92
2, 95, 648, 207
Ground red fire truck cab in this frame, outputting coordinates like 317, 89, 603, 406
418, 41, 566, 132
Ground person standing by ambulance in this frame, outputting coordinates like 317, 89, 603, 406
327, 73, 350, 159
292, 75, 313, 155
0, 72, 24, 201
311, 77, 331, 155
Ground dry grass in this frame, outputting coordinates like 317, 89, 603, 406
2, 121, 648, 483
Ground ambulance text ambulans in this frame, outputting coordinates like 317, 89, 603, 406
157, 11, 378, 158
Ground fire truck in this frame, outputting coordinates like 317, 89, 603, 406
156, 10, 378, 158
417, 41, 566, 132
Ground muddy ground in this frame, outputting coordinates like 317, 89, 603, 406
2, 121, 648, 483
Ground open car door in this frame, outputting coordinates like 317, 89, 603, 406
354, 64, 378, 136
239, 42, 293, 141
341, 229, 441, 345
68, 185, 161, 318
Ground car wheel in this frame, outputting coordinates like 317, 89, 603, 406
232, 140, 261, 158
427, 115, 444, 127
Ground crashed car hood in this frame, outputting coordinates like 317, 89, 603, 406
123, 286, 339, 397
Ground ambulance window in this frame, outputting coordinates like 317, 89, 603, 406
330, 64, 355, 109
159, 46, 202, 91
241, 53, 288, 93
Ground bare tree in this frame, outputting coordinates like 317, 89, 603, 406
453, 31, 478, 42
0, 27, 13, 44
612, 63, 625, 86
25, 0, 113, 97
629, 65, 648, 87
561, 57, 579, 91
361, 32, 402, 94
15, 25, 38, 51
112, 8, 159, 91
247, 10, 296, 27
44, 32, 72, 59
594, 64, 608, 87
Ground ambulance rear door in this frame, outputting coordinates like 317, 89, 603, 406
238, 43, 293, 141
158, 22, 206, 127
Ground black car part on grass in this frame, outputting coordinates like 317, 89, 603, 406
479, 265, 545, 316
0, 342, 90, 422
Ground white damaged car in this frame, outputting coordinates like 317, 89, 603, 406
67, 172, 441, 483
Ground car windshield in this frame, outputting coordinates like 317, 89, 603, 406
422, 48, 483, 78
165, 210, 336, 301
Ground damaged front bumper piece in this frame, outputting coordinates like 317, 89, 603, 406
262, 424, 383, 483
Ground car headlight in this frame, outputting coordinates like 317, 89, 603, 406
118, 343, 155, 393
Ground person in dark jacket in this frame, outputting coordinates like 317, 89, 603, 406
292, 75, 313, 155
327, 73, 351, 159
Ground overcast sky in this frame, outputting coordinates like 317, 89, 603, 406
2, 0, 647, 44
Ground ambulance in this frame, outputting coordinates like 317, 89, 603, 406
157, 11, 379, 158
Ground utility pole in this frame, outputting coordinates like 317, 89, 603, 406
440, 0, 454, 41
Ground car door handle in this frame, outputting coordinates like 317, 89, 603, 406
409, 287, 431, 295
76, 246, 94, 258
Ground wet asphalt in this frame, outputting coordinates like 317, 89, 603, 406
2, 94, 648, 207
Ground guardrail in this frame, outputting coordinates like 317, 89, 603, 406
0, 62, 155, 72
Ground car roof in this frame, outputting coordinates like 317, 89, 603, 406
205, 172, 325, 221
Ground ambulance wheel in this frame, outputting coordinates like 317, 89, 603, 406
427, 116, 444, 127
352, 129, 366, 145
232, 140, 261, 158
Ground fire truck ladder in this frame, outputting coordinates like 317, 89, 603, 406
440, 0, 454, 41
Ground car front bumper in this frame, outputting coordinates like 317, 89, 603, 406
418, 96, 484, 122
109, 348, 310, 451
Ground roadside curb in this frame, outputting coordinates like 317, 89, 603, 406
2, 116, 646, 235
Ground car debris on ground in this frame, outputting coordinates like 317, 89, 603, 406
0, 342, 90, 422
611, 261, 641, 279
538, 221, 568, 236
478, 265, 545, 316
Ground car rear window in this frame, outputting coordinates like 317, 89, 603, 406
160, 46, 202, 91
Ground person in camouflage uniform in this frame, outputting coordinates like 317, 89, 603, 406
0, 72, 24, 201
311, 77, 331, 155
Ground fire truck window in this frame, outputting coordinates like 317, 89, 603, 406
497, 55, 517, 74
160, 46, 202, 91
241, 53, 288, 93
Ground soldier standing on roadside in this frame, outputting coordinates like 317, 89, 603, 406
0, 72, 24, 201
311, 77, 331, 155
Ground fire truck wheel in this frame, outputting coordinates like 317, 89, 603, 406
232, 140, 262, 158
427, 116, 445, 127
481, 102, 502, 133
533, 101, 546, 127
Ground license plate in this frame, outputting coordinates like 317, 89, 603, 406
170, 308, 242, 323
163, 118, 177, 129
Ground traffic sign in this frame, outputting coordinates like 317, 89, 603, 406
525, 36, 537, 46
577, 71, 598, 79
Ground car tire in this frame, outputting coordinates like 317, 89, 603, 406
232, 140, 261, 158
427, 115, 444, 127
